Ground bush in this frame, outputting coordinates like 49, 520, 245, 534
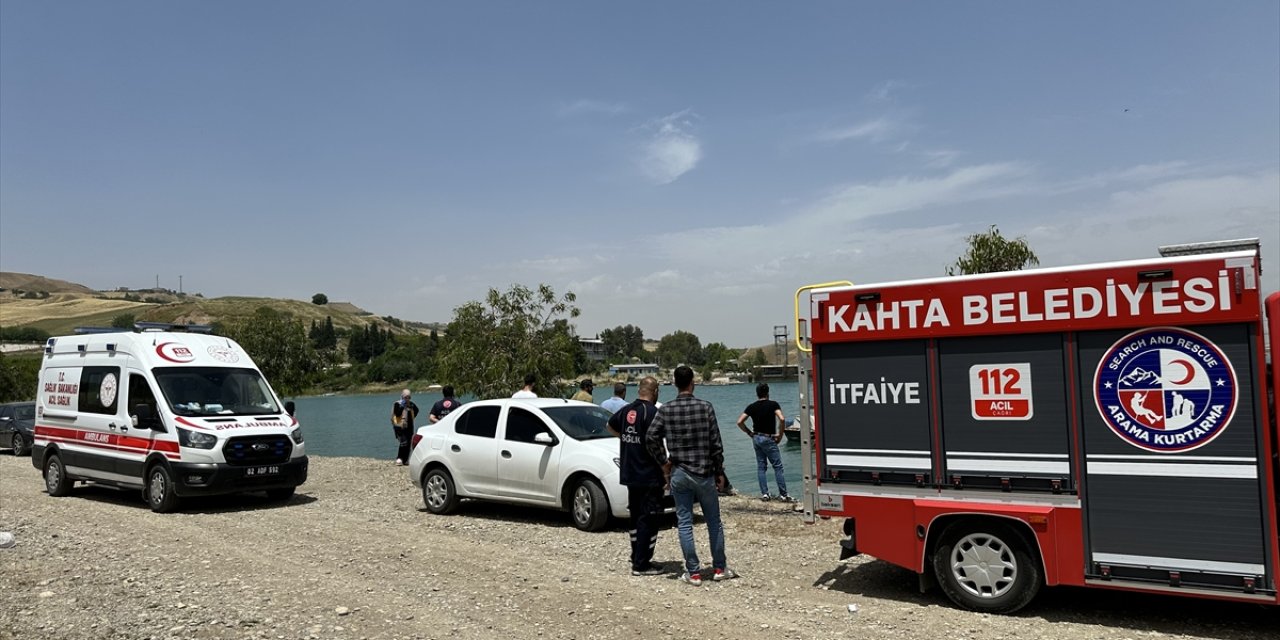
312, 293, 329, 305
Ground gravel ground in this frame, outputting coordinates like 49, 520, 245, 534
1, 454, 1277, 640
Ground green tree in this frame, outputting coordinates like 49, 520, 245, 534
436, 284, 580, 399
655, 330, 704, 367
750, 348, 768, 367
312, 293, 329, 305
702, 342, 738, 373
0, 353, 40, 402
946, 225, 1040, 275
600, 324, 645, 360
110, 313, 136, 329
220, 307, 323, 395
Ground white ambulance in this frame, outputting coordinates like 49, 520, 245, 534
32, 323, 308, 512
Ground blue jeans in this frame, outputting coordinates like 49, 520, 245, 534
670, 467, 727, 573
753, 434, 788, 496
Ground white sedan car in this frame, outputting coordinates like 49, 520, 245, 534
408, 398, 630, 531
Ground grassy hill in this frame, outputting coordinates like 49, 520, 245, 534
0, 272, 432, 337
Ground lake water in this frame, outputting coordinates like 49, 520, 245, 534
287, 381, 806, 495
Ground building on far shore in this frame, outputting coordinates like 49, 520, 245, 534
753, 364, 798, 380
608, 363, 660, 378
580, 337, 608, 362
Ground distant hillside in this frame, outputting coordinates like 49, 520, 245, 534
0, 272, 96, 295
0, 272, 428, 336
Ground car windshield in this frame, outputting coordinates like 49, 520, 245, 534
153, 367, 281, 417
13, 405, 35, 420
543, 405, 615, 441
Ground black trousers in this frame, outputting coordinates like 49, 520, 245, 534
394, 426, 411, 461
627, 484, 665, 571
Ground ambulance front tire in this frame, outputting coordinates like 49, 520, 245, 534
146, 464, 181, 513
932, 520, 1041, 614
265, 487, 295, 502
44, 453, 73, 497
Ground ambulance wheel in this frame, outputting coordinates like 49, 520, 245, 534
266, 487, 296, 502
146, 465, 181, 513
44, 454, 73, 497
422, 468, 459, 515
932, 521, 1041, 613
571, 478, 609, 532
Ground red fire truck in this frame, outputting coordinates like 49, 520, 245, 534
795, 239, 1278, 613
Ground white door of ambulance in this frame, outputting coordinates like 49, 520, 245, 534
117, 371, 162, 482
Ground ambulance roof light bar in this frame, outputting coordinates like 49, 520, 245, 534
134, 322, 213, 334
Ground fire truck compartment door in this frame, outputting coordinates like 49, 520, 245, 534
1077, 323, 1272, 590
816, 339, 933, 484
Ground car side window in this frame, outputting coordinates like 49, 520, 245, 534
455, 405, 498, 439
78, 366, 121, 415
505, 408, 551, 444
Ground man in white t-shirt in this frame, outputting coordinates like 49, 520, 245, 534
512, 373, 538, 398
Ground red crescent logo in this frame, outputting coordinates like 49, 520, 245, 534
156, 342, 196, 363
1168, 359, 1195, 385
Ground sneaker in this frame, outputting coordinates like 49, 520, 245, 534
760, 494, 771, 502
779, 494, 798, 503
713, 568, 737, 582
679, 571, 703, 586
631, 564, 666, 576
394, 459, 404, 466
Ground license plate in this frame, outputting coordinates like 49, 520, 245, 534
245, 466, 280, 477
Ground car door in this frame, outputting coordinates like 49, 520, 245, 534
495, 406, 562, 502
446, 404, 501, 497
0, 405, 15, 449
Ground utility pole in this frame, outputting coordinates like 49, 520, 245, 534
155, 274, 159, 289
773, 325, 789, 367
179, 275, 183, 294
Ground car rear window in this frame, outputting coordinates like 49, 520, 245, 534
455, 405, 499, 438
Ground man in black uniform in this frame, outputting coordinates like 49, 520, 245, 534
429, 386, 463, 423
606, 376, 666, 576
736, 383, 792, 501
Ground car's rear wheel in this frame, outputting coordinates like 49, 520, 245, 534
11, 432, 31, 456
571, 478, 609, 532
422, 468, 459, 515
44, 454, 72, 497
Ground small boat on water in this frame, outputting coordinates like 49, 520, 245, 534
783, 417, 812, 443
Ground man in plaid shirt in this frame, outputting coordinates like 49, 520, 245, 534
645, 365, 735, 585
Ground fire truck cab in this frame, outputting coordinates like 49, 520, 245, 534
796, 240, 1278, 612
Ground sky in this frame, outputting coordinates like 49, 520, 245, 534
1, 1, 1277, 347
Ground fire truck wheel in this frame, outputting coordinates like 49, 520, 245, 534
44, 454, 73, 497
146, 465, 181, 513
422, 468, 460, 515
932, 521, 1041, 613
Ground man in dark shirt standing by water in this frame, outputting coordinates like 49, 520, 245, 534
429, 386, 463, 423
736, 383, 793, 502
606, 376, 665, 576
646, 366, 734, 586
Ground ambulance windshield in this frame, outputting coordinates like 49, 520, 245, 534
153, 367, 282, 417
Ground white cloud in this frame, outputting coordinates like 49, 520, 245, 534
639, 110, 702, 184
867, 80, 909, 103
814, 116, 905, 144
807, 162, 1036, 224
557, 99, 629, 117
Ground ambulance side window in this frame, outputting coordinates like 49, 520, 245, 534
128, 374, 159, 425
78, 366, 121, 415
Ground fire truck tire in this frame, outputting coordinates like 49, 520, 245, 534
422, 468, 460, 515
932, 521, 1041, 613
44, 454, 73, 497
146, 465, 181, 513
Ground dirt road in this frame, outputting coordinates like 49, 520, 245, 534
0, 455, 1275, 640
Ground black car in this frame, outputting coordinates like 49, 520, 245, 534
0, 402, 35, 456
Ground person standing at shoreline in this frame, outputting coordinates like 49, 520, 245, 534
736, 383, 793, 502
606, 377, 665, 576
390, 389, 419, 465
513, 374, 537, 398
429, 386, 463, 423
645, 365, 734, 586
571, 379, 594, 402
601, 382, 628, 415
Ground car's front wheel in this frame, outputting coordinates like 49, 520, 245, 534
422, 468, 460, 515
570, 478, 609, 532
11, 431, 31, 456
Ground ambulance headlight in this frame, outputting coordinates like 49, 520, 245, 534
290, 427, 304, 444
177, 427, 217, 449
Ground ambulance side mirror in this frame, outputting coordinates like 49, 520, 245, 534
132, 404, 162, 431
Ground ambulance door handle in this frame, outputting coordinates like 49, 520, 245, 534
108, 423, 117, 431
